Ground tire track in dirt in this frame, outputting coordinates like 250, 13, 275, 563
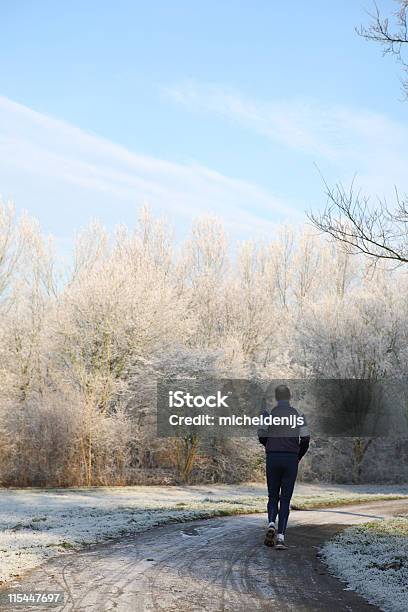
2, 500, 407, 612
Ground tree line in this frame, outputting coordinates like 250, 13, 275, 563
0, 202, 407, 486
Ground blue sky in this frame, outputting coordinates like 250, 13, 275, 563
0, 0, 406, 248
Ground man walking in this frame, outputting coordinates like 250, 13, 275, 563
258, 384, 310, 549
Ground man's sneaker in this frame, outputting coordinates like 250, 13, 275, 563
264, 523, 276, 547
275, 535, 288, 550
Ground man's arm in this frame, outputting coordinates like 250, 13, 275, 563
298, 436, 310, 461
258, 408, 269, 447
298, 412, 310, 461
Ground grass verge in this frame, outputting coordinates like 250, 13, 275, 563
321, 515, 408, 612
291, 493, 408, 510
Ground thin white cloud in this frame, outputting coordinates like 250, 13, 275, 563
163, 80, 408, 198
0, 95, 299, 243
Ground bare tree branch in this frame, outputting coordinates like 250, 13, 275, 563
357, 1, 408, 95
308, 179, 408, 265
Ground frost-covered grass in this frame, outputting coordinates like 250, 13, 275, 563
321, 516, 408, 612
291, 493, 408, 510
1, 482, 408, 586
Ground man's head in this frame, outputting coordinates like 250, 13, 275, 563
275, 384, 291, 401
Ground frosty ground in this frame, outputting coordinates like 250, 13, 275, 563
321, 514, 408, 612
1, 481, 408, 589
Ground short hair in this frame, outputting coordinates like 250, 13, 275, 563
275, 384, 291, 401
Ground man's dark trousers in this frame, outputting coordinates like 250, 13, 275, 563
266, 452, 298, 534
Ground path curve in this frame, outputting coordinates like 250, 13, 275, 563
3, 500, 408, 612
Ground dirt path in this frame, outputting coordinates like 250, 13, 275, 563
2, 500, 407, 612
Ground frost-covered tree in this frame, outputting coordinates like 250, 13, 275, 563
1, 207, 407, 485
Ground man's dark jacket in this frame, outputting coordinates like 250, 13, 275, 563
258, 399, 310, 460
